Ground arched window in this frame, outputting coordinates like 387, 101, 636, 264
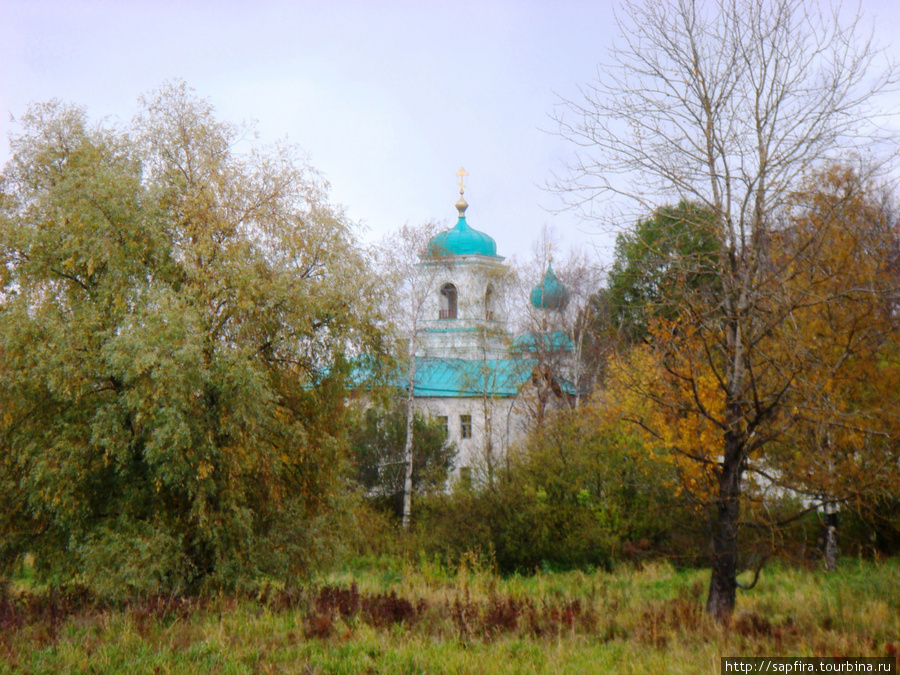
439, 283, 458, 319
484, 284, 495, 321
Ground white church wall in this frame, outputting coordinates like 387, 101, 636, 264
415, 395, 529, 471
420, 257, 508, 325
418, 256, 512, 360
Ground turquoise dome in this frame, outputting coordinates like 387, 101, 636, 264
427, 194, 499, 257
428, 217, 498, 257
530, 263, 570, 310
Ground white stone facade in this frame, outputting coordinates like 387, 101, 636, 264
413, 229, 530, 470
417, 253, 510, 360
414, 395, 529, 471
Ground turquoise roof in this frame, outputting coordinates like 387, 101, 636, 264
511, 331, 575, 354
530, 263, 570, 310
409, 357, 534, 397
427, 216, 499, 258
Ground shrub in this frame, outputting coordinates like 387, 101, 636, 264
411, 405, 698, 572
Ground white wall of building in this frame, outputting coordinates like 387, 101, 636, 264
416, 394, 530, 471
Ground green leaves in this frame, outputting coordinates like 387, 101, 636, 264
0, 84, 384, 593
605, 201, 720, 342
347, 399, 455, 516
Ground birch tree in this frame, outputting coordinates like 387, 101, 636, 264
554, 0, 897, 621
374, 222, 449, 530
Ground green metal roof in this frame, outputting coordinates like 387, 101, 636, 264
530, 262, 570, 310
410, 357, 534, 397
427, 217, 499, 258
510, 330, 575, 354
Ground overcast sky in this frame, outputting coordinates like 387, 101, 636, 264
2, 0, 899, 268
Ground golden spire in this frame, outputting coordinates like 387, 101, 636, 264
455, 167, 469, 218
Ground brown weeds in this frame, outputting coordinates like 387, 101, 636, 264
633, 596, 706, 647
1, 560, 895, 668
447, 590, 597, 641
0, 583, 98, 635
301, 583, 425, 637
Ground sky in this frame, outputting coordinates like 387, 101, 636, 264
2, 0, 899, 268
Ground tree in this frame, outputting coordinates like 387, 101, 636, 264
347, 397, 455, 517
0, 83, 385, 595
373, 221, 450, 529
605, 201, 719, 343
763, 164, 900, 571
554, 0, 897, 620
512, 237, 603, 428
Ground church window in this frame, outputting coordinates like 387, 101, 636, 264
439, 283, 458, 319
437, 416, 448, 435
460, 414, 472, 439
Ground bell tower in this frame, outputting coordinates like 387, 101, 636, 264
418, 171, 509, 360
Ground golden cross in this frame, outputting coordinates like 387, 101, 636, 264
456, 167, 468, 194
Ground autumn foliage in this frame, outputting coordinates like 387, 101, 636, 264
0, 84, 385, 595
595, 163, 900, 581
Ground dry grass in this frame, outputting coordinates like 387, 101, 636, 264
0, 557, 897, 673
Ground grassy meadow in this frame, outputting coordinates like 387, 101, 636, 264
1, 556, 898, 674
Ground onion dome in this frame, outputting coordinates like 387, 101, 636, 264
530, 262, 570, 310
426, 171, 499, 257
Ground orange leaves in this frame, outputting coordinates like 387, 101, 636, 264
764, 165, 900, 501
591, 163, 900, 534
602, 337, 721, 506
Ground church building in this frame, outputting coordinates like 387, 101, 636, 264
408, 172, 575, 474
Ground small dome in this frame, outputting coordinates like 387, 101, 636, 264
427, 195, 499, 257
530, 263, 570, 310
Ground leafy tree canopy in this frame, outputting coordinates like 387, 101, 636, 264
0, 83, 386, 596
604, 201, 719, 342
347, 399, 455, 519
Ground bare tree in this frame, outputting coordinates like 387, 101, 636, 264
513, 231, 604, 429
374, 221, 449, 530
455, 261, 520, 486
553, 0, 897, 621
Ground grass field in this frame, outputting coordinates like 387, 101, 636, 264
1, 556, 897, 673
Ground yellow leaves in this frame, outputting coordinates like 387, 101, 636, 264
596, 326, 729, 507
197, 460, 212, 481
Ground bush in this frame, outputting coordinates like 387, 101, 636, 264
347, 398, 455, 519
411, 405, 698, 573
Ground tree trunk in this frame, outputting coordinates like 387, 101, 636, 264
706, 430, 742, 623
823, 505, 839, 573
401, 385, 415, 531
